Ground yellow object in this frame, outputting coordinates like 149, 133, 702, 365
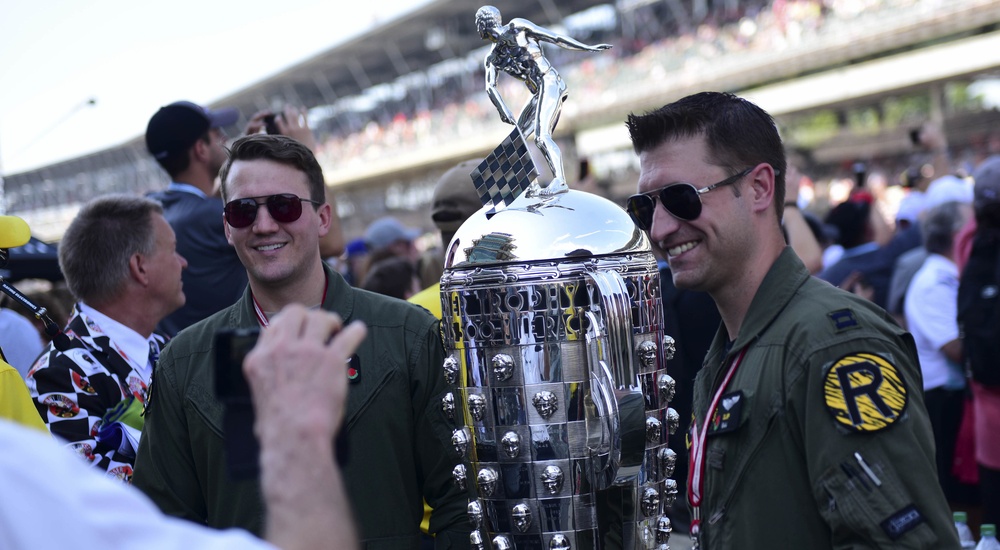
408, 282, 442, 535
0, 358, 46, 432
0, 215, 31, 248
408, 283, 442, 319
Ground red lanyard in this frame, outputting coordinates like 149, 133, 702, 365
688, 346, 748, 534
251, 272, 328, 328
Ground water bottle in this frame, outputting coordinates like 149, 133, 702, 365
955, 512, 975, 549
977, 524, 1000, 550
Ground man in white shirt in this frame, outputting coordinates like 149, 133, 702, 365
3, 305, 362, 550
26, 195, 187, 480
904, 199, 972, 501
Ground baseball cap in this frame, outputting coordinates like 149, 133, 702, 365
345, 238, 368, 258
973, 155, 1000, 211
924, 174, 973, 210
364, 217, 421, 251
431, 159, 485, 234
895, 192, 926, 225
145, 100, 240, 160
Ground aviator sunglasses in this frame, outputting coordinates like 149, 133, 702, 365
224, 193, 322, 228
625, 167, 755, 229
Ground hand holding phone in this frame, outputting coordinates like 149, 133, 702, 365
263, 113, 282, 135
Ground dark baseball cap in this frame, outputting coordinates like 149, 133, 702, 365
145, 100, 240, 160
974, 155, 1000, 212
431, 159, 484, 233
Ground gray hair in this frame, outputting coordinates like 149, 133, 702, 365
921, 200, 967, 256
59, 194, 163, 304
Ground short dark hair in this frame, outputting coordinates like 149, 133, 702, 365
219, 134, 326, 204
362, 257, 417, 300
824, 199, 871, 250
154, 132, 210, 178
626, 92, 787, 220
59, 195, 163, 304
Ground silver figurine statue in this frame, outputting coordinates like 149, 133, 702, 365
476, 5, 611, 192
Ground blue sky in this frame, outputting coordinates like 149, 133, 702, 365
0, 0, 421, 175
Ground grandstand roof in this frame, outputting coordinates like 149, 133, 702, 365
211, 0, 609, 117
4, 0, 607, 181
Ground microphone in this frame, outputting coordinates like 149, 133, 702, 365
0, 215, 72, 352
0, 215, 31, 248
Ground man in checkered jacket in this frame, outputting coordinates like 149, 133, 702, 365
26, 195, 187, 482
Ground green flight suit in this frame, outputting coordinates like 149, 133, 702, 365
133, 265, 469, 549
690, 248, 959, 549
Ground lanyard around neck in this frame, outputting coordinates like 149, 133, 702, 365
688, 345, 748, 532
251, 272, 329, 328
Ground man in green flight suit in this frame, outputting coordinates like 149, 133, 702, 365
133, 134, 469, 549
623, 92, 959, 549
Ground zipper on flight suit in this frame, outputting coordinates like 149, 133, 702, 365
707, 410, 780, 527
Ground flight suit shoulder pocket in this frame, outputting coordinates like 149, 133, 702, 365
815, 444, 937, 547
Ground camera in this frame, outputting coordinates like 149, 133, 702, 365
263, 113, 282, 135
214, 327, 260, 479
213, 326, 349, 480
214, 327, 259, 402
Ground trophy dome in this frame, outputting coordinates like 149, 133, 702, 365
443, 188, 650, 268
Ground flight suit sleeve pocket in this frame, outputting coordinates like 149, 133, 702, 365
815, 444, 938, 548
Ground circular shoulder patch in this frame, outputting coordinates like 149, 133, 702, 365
823, 353, 908, 432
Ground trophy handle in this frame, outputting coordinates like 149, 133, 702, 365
584, 271, 646, 489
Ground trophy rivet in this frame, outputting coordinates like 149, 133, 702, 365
443, 356, 459, 385
467, 393, 486, 422
492, 535, 513, 550
646, 416, 662, 444
666, 408, 680, 435
657, 374, 676, 406
541, 464, 564, 494
549, 533, 571, 549
532, 390, 558, 419
656, 515, 673, 544
442, 392, 455, 420
470, 530, 485, 550
658, 447, 677, 478
452, 464, 467, 491
492, 353, 515, 381
662, 335, 676, 361
501, 431, 521, 458
451, 428, 469, 457
468, 500, 484, 529
663, 478, 679, 508
636, 340, 658, 370
512, 502, 532, 532
477, 467, 498, 497
641, 487, 660, 517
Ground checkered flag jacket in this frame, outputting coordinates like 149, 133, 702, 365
26, 305, 167, 482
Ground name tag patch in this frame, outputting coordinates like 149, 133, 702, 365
823, 353, 907, 432
880, 505, 925, 540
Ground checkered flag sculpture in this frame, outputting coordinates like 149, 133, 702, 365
471, 127, 538, 218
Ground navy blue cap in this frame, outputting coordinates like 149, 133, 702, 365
145, 100, 239, 160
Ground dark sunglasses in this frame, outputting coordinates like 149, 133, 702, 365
625, 167, 755, 229
224, 193, 322, 228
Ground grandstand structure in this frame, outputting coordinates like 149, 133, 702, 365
5, 0, 1000, 243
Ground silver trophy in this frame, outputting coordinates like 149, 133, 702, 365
436, 9, 678, 549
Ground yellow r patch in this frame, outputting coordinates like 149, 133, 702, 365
823, 353, 908, 432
